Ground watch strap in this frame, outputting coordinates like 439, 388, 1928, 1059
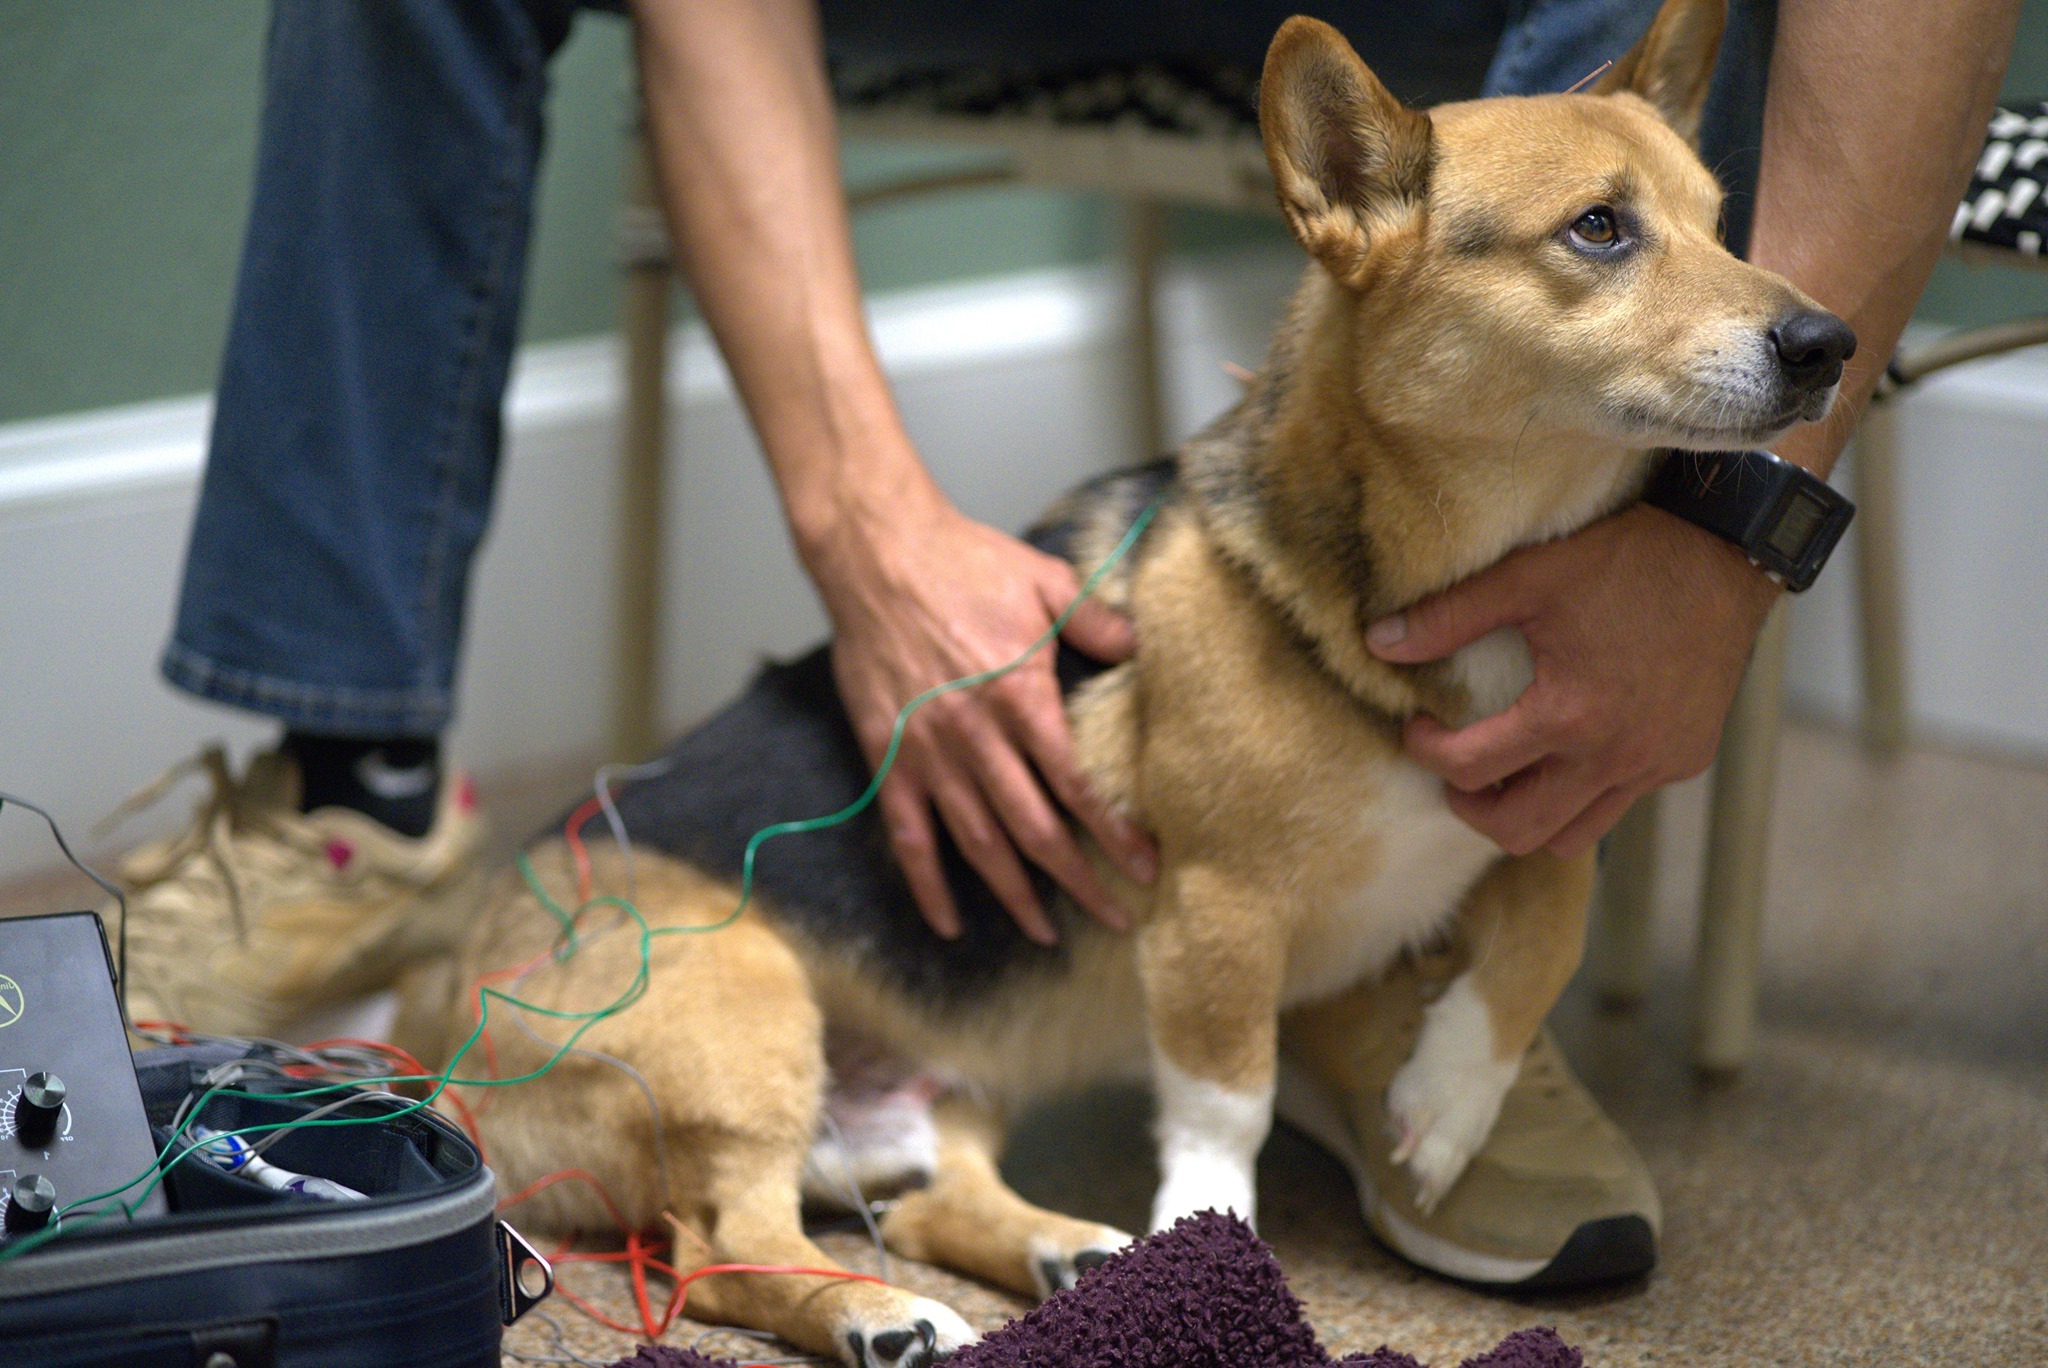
1642, 449, 1855, 593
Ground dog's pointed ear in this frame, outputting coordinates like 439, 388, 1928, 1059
1260, 16, 1432, 287
1592, 0, 1726, 145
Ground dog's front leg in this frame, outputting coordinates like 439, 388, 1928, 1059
1139, 861, 1286, 1232
1387, 849, 1595, 1211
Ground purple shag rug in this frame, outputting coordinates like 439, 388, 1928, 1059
604, 1211, 1582, 1368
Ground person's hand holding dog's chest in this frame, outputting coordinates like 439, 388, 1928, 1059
1366, 0, 2020, 859
1365, 503, 1777, 858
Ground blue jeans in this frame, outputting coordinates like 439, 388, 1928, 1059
164, 0, 1771, 738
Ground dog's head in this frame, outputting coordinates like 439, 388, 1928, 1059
1259, 0, 1853, 453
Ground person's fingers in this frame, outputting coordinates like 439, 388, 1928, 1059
1001, 673, 1156, 894
1543, 783, 1640, 861
1442, 758, 1601, 856
879, 777, 960, 939
1056, 595, 1138, 663
960, 716, 1132, 932
1364, 557, 1539, 665
1403, 707, 1553, 793
926, 768, 1060, 946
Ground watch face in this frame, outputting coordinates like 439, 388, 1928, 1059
1765, 486, 1832, 561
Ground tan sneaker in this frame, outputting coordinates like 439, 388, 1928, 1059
107, 746, 486, 1039
1279, 950, 1659, 1291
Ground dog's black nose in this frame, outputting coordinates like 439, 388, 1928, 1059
1770, 310, 1856, 389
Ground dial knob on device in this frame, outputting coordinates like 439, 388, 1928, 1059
16, 1072, 66, 1144
6, 1173, 56, 1232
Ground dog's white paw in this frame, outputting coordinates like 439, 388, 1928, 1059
845, 1298, 977, 1368
1385, 974, 1519, 1214
1028, 1224, 1134, 1298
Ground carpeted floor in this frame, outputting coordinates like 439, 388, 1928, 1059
7, 722, 2044, 1365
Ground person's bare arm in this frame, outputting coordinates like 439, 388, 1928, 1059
625, 0, 1155, 939
1365, 0, 2022, 856
1760, 0, 2023, 480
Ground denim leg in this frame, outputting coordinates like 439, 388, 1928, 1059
163, 0, 581, 738
1484, 0, 1778, 255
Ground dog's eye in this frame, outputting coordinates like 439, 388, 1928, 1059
1569, 207, 1620, 249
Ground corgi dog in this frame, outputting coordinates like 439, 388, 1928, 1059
397, 2, 1850, 1363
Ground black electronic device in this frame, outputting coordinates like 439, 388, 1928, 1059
1642, 448, 1855, 594
0, 911, 165, 1241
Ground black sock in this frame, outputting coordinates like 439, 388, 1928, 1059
281, 732, 442, 839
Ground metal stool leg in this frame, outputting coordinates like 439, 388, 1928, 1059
1692, 600, 1791, 1075
1852, 401, 1909, 757
1120, 198, 1168, 461
615, 121, 670, 763
1591, 795, 1661, 1008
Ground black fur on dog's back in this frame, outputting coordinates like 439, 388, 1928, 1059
596, 459, 1177, 1012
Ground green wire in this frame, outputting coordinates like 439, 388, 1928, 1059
1, 883, 672, 1258
0, 496, 1163, 1261
657, 492, 1164, 941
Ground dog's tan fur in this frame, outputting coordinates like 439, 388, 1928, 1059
396, 3, 1843, 1360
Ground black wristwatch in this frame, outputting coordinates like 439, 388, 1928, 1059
1641, 449, 1855, 593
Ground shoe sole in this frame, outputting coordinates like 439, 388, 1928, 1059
1274, 1059, 1656, 1292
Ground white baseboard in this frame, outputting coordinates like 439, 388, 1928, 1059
1785, 341, 2048, 760
3, 253, 2046, 882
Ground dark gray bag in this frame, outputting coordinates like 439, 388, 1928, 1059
0, 1043, 549, 1368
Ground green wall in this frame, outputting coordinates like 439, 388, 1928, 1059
3, 3, 2046, 425
0, 4, 1128, 424
2, 3, 266, 422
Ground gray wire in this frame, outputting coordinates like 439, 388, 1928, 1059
0, 790, 131, 1025
690, 1324, 832, 1365
163, 1040, 414, 1182
501, 959, 677, 1206
593, 757, 675, 897
169, 1058, 276, 1142
244, 1090, 397, 1160
591, 762, 894, 1289
502, 1309, 612, 1368
464, 760, 684, 1208
814, 1109, 890, 1283
692, 1326, 783, 1349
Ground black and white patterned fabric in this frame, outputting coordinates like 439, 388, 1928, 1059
1953, 100, 2048, 258
831, 59, 1261, 139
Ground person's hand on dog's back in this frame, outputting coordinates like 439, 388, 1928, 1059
630, 0, 1155, 943
811, 486, 1159, 943
1364, 504, 1777, 858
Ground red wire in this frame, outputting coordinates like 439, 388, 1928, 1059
461, 800, 637, 1111
656, 1264, 888, 1340
628, 1229, 655, 1336
474, 1027, 503, 1089
294, 1036, 488, 1157
496, 1167, 637, 1234
460, 936, 560, 1109
449, 787, 631, 1130
466, 799, 884, 1343
563, 795, 605, 904
300, 1036, 429, 1076
548, 1257, 888, 1343
503, 1167, 887, 1341
442, 1090, 487, 1158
